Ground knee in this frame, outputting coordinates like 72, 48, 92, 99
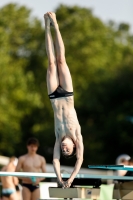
57, 56, 66, 66
48, 60, 56, 67
48, 61, 56, 71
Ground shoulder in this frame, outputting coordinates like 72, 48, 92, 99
37, 154, 46, 162
76, 125, 82, 138
55, 131, 60, 140
7, 163, 15, 172
18, 155, 26, 162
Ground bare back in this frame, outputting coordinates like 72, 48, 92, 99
50, 96, 80, 141
1, 176, 16, 189
1, 165, 17, 189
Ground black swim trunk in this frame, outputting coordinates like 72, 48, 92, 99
48, 85, 73, 99
22, 183, 39, 192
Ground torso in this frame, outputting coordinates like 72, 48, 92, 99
20, 154, 43, 183
50, 96, 80, 142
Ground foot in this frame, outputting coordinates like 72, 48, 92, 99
44, 13, 50, 27
47, 12, 58, 28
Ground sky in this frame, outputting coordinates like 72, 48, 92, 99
0, 0, 133, 32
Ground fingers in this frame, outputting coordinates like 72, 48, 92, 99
64, 181, 71, 188
57, 179, 72, 189
57, 180, 65, 188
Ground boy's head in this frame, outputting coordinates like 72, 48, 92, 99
61, 136, 76, 159
27, 137, 39, 153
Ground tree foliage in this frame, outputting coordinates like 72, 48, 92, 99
0, 3, 133, 167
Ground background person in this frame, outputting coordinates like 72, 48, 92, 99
124, 157, 133, 177
116, 154, 131, 176
16, 137, 46, 200
1, 157, 19, 200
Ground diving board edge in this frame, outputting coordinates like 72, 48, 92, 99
88, 165, 133, 171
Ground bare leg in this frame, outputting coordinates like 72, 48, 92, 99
44, 13, 59, 94
2, 197, 8, 200
48, 12, 73, 92
31, 188, 40, 200
22, 187, 31, 200
9, 192, 18, 200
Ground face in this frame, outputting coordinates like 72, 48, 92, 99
123, 160, 129, 165
27, 144, 38, 154
61, 137, 75, 156
129, 162, 133, 166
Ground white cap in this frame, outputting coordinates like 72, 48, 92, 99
116, 154, 131, 165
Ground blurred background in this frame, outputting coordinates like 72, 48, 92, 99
0, 0, 133, 168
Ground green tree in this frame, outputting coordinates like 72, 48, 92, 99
0, 4, 47, 155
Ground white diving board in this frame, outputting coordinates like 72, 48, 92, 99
88, 165, 133, 171
1, 172, 133, 180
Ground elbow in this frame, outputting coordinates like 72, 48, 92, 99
53, 158, 59, 165
80, 158, 84, 163
52, 159, 55, 165
77, 157, 83, 163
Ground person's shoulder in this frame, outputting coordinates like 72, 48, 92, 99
37, 154, 46, 162
18, 154, 27, 162
76, 125, 82, 137
36, 154, 45, 159
7, 163, 15, 171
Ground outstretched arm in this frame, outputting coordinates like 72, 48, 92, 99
65, 126, 84, 187
53, 138, 65, 187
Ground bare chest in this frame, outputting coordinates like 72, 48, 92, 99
23, 158, 41, 171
